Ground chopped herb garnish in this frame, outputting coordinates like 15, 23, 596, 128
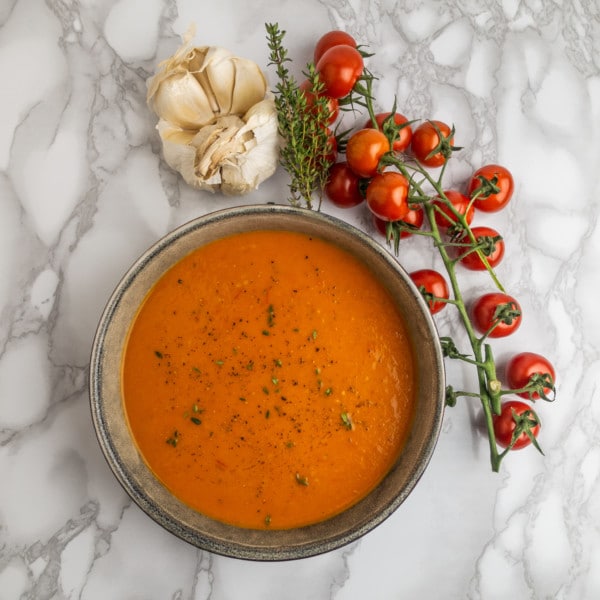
262, 329, 270, 336
325, 387, 333, 396
341, 412, 353, 430
274, 358, 283, 368
312, 330, 318, 340
262, 386, 270, 395
239, 397, 247, 402
154, 350, 163, 359
295, 472, 309, 486
267, 304, 276, 327
215, 359, 224, 366
166, 430, 179, 447
246, 360, 254, 370
271, 377, 279, 386
264, 514, 272, 526
265, 409, 271, 419
190, 417, 202, 425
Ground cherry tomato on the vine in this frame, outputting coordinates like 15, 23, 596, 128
373, 204, 424, 239
299, 79, 339, 125
345, 128, 390, 178
431, 190, 475, 230
506, 352, 556, 400
324, 161, 364, 208
411, 120, 455, 167
493, 400, 541, 450
409, 269, 449, 314
471, 292, 522, 338
467, 164, 514, 212
314, 30, 357, 64
366, 112, 413, 152
316, 45, 364, 99
457, 226, 505, 271
365, 171, 410, 222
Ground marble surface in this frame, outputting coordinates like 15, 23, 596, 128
1, 0, 600, 598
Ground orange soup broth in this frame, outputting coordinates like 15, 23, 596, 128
122, 230, 416, 530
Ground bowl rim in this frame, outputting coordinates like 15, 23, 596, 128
89, 203, 445, 561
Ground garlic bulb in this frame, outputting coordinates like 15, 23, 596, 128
147, 29, 279, 195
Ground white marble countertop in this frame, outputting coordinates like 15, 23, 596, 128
2, 0, 600, 598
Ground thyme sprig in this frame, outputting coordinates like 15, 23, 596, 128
265, 23, 334, 209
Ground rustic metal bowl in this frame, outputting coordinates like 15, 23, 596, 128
89, 203, 445, 561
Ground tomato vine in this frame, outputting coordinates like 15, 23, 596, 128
265, 24, 556, 471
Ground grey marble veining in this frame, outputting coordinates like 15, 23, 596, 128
1, 0, 599, 598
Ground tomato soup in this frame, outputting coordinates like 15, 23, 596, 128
122, 230, 415, 530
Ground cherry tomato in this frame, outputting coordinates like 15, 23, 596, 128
411, 120, 455, 167
316, 45, 364, 99
345, 128, 390, 178
366, 171, 410, 221
471, 292, 522, 338
299, 79, 339, 125
431, 190, 475, 230
314, 31, 357, 64
324, 162, 364, 208
365, 112, 413, 152
456, 226, 505, 271
373, 204, 424, 239
467, 164, 514, 212
409, 269, 449, 314
493, 400, 541, 450
506, 352, 556, 400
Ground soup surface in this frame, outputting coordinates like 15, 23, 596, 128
122, 229, 415, 530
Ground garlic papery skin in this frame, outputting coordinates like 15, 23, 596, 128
147, 30, 279, 195
147, 40, 267, 130
157, 96, 279, 195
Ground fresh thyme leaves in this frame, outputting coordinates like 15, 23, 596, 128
265, 23, 334, 209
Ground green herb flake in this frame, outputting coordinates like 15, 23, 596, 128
264, 514, 272, 526
274, 358, 283, 368
190, 417, 202, 425
341, 412, 353, 430
246, 360, 254, 371
154, 350, 164, 359
166, 430, 179, 447
262, 329, 270, 336
265, 409, 271, 419
312, 330, 318, 340
215, 359, 224, 366
325, 387, 333, 396
267, 304, 276, 327
295, 472, 309, 486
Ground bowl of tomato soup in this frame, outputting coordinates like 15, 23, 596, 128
90, 204, 445, 560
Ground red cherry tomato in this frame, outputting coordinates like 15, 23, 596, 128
471, 292, 522, 338
324, 162, 364, 208
431, 190, 474, 230
493, 400, 541, 450
365, 171, 410, 221
365, 112, 413, 152
506, 352, 556, 400
467, 164, 514, 212
345, 129, 390, 178
409, 269, 449, 314
314, 30, 357, 64
411, 120, 455, 167
457, 226, 505, 271
299, 79, 339, 125
373, 204, 424, 239
316, 45, 364, 99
